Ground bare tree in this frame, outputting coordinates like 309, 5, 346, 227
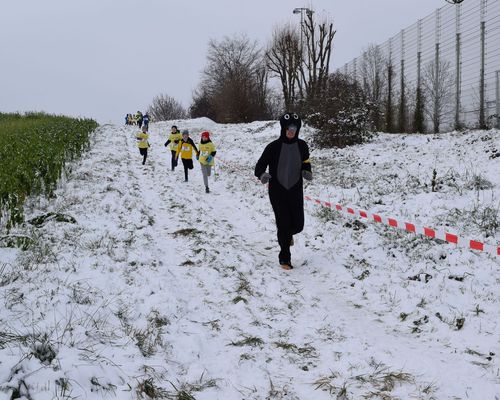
189, 88, 216, 120
265, 88, 285, 119
412, 83, 425, 133
360, 44, 386, 131
266, 24, 301, 110
196, 34, 271, 122
265, 10, 335, 114
203, 34, 260, 93
397, 65, 407, 133
422, 59, 454, 133
301, 11, 336, 101
403, 82, 420, 132
253, 64, 272, 117
147, 94, 187, 121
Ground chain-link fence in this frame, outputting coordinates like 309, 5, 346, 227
340, 0, 500, 132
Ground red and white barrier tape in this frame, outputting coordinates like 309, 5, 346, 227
304, 195, 500, 257
218, 158, 500, 257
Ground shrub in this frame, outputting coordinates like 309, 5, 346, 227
304, 73, 373, 148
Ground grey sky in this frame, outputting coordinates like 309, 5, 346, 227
0, 0, 444, 123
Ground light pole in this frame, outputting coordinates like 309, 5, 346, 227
293, 7, 313, 98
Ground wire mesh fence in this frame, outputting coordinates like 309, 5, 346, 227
339, 0, 500, 132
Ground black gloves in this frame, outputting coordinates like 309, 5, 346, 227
302, 170, 313, 181
260, 172, 271, 184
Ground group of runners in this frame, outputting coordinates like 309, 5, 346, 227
134, 112, 312, 270
126, 111, 150, 130
135, 124, 216, 194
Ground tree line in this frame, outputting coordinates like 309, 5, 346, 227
147, 9, 457, 148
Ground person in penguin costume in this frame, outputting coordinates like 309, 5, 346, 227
254, 112, 312, 270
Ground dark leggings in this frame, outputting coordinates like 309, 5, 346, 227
269, 185, 304, 264
139, 148, 147, 165
181, 158, 194, 181
171, 151, 178, 170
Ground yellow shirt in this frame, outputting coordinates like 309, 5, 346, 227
136, 132, 149, 149
175, 138, 198, 160
198, 141, 216, 166
166, 132, 182, 151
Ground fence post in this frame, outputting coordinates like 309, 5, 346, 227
399, 29, 406, 132
353, 57, 357, 83
386, 38, 394, 132
434, 8, 441, 133
455, 3, 462, 130
414, 19, 424, 133
417, 19, 422, 91
496, 70, 500, 129
479, 0, 486, 129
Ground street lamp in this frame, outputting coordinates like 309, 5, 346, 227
293, 7, 313, 98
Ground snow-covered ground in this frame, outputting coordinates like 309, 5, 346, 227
0, 119, 499, 399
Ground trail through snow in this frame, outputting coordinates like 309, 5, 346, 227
0, 121, 498, 399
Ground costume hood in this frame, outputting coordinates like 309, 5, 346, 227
279, 112, 302, 143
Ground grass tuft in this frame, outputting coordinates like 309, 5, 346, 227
136, 378, 167, 399
229, 336, 264, 348
274, 341, 317, 357
0, 234, 34, 250
28, 212, 77, 227
172, 228, 202, 238
232, 296, 248, 304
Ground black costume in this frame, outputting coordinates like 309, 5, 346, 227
255, 113, 311, 267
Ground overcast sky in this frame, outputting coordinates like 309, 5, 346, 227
0, 0, 445, 123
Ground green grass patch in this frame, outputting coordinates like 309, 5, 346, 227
0, 112, 98, 230
0, 234, 34, 250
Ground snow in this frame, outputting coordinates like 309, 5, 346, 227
0, 120, 499, 399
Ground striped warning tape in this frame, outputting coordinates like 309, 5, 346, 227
304, 195, 500, 257
217, 157, 500, 257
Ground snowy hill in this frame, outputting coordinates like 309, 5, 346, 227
0, 120, 499, 399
